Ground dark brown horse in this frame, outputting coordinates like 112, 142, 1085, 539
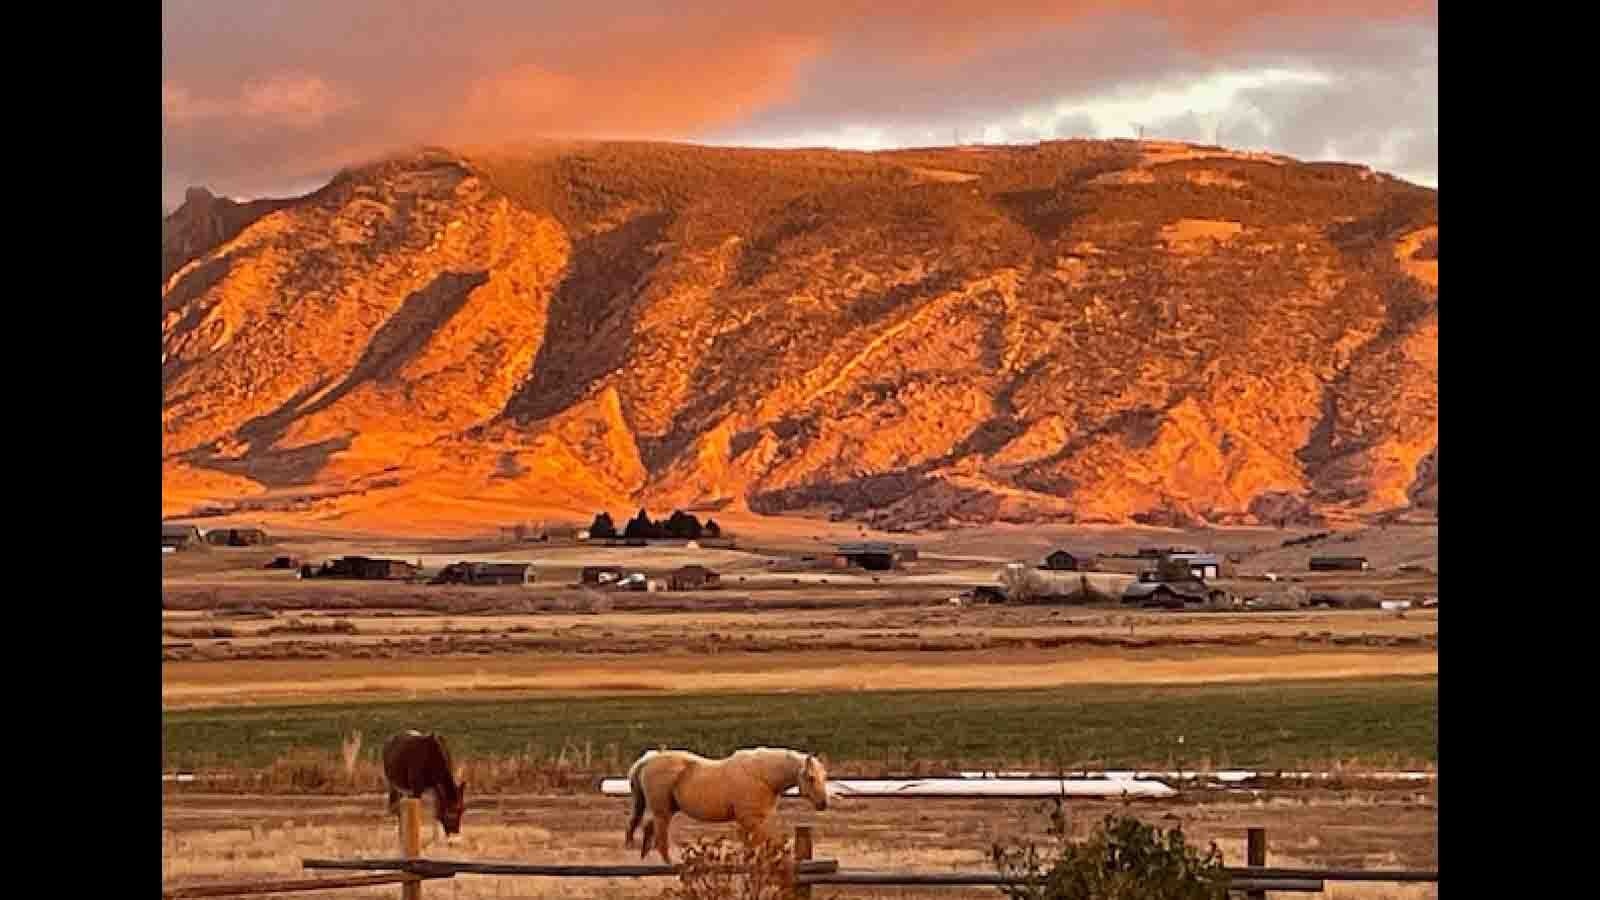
383, 731, 468, 836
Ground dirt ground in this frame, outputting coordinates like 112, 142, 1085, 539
161, 791, 1438, 899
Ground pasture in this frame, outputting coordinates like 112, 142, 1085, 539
161, 521, 1438, 898
164, 677, 1437, 777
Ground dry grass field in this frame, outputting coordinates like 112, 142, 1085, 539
161, 521, 1437, 897
162, 791, 1437, 899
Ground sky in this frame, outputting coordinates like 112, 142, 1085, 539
162, 1, 1437, 212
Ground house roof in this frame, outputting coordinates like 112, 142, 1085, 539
1164, 552, 1220, 565
471, 562, 533, 575
837, 542, 896, 554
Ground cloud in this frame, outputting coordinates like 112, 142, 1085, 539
164, 75, 353, 129
162, 2, 1436, 208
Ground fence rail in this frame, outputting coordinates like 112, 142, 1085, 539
165, 799, 1439, 898
161, 872, 445, 899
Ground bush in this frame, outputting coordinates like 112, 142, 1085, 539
657, 835, 797, 900
991, 803, 1228, 900
1001, 566, 1041, 603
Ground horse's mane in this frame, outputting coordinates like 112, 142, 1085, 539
426, 734, 461, 805
431, 733, 455, 772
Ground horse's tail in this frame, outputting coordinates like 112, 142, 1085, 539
624, 751, 654, 848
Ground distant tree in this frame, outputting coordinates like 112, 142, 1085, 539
624, 508, 659, 540
704, 519, 722, 539
589, 511, 618, 539
664, 510, 704, 540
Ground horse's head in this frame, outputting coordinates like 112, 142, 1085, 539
799, 754, 829, 811
439, 778, 467, 835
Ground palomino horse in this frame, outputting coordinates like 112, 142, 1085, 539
624, 747, 829, 863
383, 731, 468, 839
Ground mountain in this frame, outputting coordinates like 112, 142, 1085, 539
161, 140, 1437, 535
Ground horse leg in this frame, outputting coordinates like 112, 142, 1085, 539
639, 819, 655, 860
625, 784, 647, 848
654, 814, 674, 864
736, 811, 773, 849
386, 788, 401, 816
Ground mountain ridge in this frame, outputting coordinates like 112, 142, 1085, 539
161, 140, 1437, 535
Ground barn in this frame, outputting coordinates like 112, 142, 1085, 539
668, 565, 722, 591
1041, 550, 1097, 571
161, 523, 203, 551
835, 542, 918, 571
1309, 556, 1370, 572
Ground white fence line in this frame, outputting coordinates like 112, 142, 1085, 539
597, 777, 1178, 799
956, 770, 1436, 782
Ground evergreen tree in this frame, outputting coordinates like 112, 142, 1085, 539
588, 511, 617, 539
624, 508, 657, 540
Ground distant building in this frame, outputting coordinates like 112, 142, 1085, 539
835, 542, 919, 571
1041, 550, 1097, 571
314, 556, 420, 581
668, 565, 722, 591
203, 527, 269, 547
1138, 546, 1200, 559
433, 562, 536, 585
1309, 556, 1370, 572
1162, 552, 1221, 581
161, 523, 203, 551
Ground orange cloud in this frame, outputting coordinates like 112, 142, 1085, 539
162, 1, 1435, 207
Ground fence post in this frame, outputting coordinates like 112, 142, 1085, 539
794, 826, 814, 900
1245, 827, 1266, 900
399, 799, 423, 900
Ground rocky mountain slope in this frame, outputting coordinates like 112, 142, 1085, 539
161, 140, 1437, 534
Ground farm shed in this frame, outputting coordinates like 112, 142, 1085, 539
668, 565, 722, 591
161, 523, 203, 550
1162, 552, 1221, 580
203, 526, 269, 546
1309, 556, 1370, 571
581, 565, 625, 584
835, 542, 918, 571
1041, 550, 1097, 571
316, 556, 420, 581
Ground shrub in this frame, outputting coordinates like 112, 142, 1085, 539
1001, 566, 1041, 603
657, 835, 797, 900
991, 803, 1229, 900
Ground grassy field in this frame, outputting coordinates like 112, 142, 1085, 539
163, 676, 1435, 775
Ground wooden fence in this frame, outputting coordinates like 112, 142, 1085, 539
162, 799, 1439, 899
